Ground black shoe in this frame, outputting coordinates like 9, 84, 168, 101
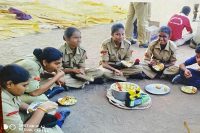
63, 85, 70, 91
172, 74, 182, 84
129, 73, 144, 80
91, 77, 107, 84
130, 40, 137, 45
139, 44, 148, 48
185, 39, 191, 45
141, 72, 151, 79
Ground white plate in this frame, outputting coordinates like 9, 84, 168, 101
145, 84, 170, 95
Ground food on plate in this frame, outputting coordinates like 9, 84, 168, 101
181, 86, 197, 94
58, 96, 77, 106
121, 60, 134, 67
152, 63, 164, 71
155, 85, 161, 89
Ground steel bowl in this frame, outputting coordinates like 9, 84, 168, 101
111, 82, 139, 101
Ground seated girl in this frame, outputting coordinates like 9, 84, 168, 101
14, 47, 65, 104
142, 26, 178, 79
59, 27, 104, 89
1, 64, 63, 133
99, 23, 143, 81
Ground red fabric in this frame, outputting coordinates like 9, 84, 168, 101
6, 111, 19, 116
54, 112, 62, 120
168, 13, 192, 41
134, 59, 140, 65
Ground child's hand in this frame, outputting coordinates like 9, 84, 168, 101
184, 69, 192, 78
73, 69, 85, 74
149, 60, 157, 66
55, 70, 65, 78
114, 69, 123, 76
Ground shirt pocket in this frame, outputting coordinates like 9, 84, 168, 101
63, 54, 70, 68
162, 52, 171, 62
74, 55, 82, 66
109, 54, 117, 62
119, 50, 126, 60
63, 61, 70, 68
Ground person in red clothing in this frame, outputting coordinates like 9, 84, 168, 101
168, 6, 193, 46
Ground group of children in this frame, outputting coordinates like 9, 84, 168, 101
1, 9, 200, 132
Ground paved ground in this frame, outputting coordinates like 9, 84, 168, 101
0, 22, 200, 133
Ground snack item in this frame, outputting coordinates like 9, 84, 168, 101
164, 87, 168, 92
116, 82, 122, 91
58, 96, 77, 106
121, 60, 134, 67
155, 84, 161, 89
115, 82, 139, 92
152, 63, 164, 71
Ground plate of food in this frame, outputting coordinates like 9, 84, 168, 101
145, 84, 170, 95
121, 60, 134, 67
150, 63, 165, 73
57, 96, 77, 106
181, 86, 197, 94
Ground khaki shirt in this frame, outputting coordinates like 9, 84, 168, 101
2, 89, 24, 133
59, 43, 87, 69
14, 57, 43, 93
144, 40, 177, 64
2, 89, 63, 133
100, 38, 132, 62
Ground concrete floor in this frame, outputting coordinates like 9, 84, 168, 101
0, 23, 200, 133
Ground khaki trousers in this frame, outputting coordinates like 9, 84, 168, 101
64, 68, 104, 88
125, 2, 150, 45
100, 65, 142, 81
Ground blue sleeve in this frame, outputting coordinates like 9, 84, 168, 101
184, 56, 197, 66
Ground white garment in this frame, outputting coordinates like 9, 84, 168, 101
173, 33, 193, 46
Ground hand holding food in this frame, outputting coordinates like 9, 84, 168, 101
114, 69, 123, 76
184, 69, 192, 78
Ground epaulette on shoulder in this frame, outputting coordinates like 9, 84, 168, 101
169, 41, 177, 51
59, 44, 65, 50
79, 46, 86, 52
102, 38, 112, 45
124, 39, 131, 46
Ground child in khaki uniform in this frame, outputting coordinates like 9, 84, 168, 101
59, 27, 103, 89
100, 23, 143, 81
143, 26, 178, 79
0, 64, 63, 133
14, 47, 65, 104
